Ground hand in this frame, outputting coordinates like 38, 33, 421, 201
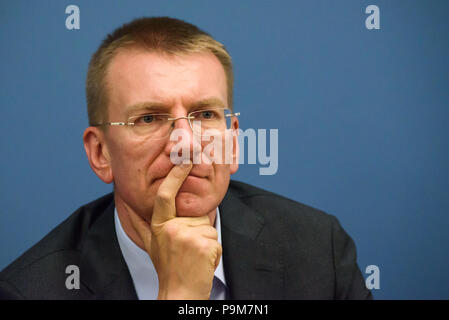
128, 161, 222, 300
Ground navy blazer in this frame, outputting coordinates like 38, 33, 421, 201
0, 181, 372, 299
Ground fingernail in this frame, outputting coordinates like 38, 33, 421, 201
180, 160, 192, 168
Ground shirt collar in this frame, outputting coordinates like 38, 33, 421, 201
213, 207, 226, 285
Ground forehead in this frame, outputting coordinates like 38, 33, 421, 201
105, 49, 228, 115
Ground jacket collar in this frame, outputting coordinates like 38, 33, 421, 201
219, 186, 285, 299
79, 197, 138, 299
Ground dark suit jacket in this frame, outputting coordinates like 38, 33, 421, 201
0, 180, 372, 299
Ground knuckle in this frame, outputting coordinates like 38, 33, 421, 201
196, 239, 215, 257
199, 242, 212, 256
210, 228, 218, 240
156, 191, 172, 204
194, 237, 206, 249
163, 220, 180, 239
175, 229, 190, 244
200, 225, 217, 239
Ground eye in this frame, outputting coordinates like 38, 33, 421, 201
133, 114, 165, 125
142, 115, 154, 123
200, 110, 216, 119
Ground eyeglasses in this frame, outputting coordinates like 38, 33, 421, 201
92, 107, 240, 140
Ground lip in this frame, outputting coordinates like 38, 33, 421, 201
151, 166, 208, 184
184, 175, 205, 183
188, 170, 207, 179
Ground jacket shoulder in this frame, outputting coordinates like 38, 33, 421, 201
0, 193, 114, 291
228, 180, 333, 227
228, 180, 372, 299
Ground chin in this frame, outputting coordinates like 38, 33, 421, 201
175, 192, 216, 217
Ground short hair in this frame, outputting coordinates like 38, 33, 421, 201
86, 16, 234, 126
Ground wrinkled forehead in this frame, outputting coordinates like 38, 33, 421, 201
104, 48, 228, 118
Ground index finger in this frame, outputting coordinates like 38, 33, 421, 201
152, 161, 192, 225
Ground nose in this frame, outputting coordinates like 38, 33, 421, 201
164, 114, 201, 164
170, 115, 194, 134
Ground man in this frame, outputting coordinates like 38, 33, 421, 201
0, 17, 372, 299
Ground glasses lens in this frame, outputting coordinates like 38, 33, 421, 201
130, 114, 172, 140
190, 108, 232, 136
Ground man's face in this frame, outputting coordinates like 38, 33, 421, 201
102, 49, 238, 220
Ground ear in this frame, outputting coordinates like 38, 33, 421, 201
83, 127, 113, 184
229, 117, 239, 175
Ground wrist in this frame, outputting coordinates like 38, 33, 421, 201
157, 285, 210, 300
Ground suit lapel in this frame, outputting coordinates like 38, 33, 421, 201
219, 188, 285, 299
80, 199, 137, 299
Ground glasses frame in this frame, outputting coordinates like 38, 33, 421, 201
92, 107, 240, 139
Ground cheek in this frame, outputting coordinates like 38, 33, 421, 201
200, 132, 235, 165
211, 163, 231, 204
109, 137, 164, 183
212, 163, 231, 189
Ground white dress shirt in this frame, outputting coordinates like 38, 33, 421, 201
114, 207, 228, 300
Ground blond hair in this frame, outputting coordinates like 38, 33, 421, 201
86, 16, 233, 126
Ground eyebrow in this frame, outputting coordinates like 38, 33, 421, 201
190, 97, 227, 109
124, 97, 227, 116
125, 102, 170, 116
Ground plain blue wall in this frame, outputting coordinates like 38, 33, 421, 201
1, 0, 448, 299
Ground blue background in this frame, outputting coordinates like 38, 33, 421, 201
1, 0, 448, 299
